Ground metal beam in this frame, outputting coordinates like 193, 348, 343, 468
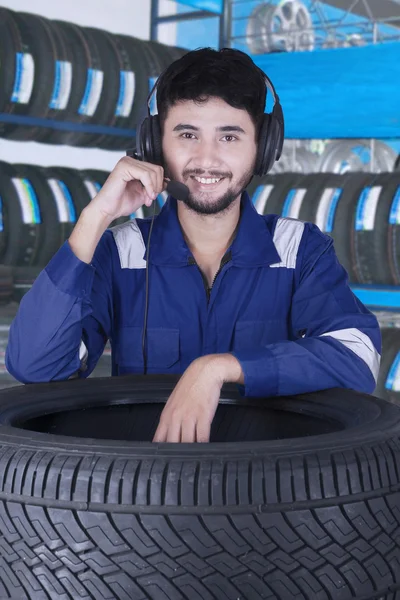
155, 10, 216, 25
322, 0, 400, 28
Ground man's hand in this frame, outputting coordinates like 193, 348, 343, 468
152, 354, 244, 443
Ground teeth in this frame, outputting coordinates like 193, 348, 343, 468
194, 177, 221, 184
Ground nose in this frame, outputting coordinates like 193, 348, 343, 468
192, 139, 222, 172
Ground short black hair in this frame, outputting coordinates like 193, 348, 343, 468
155, 47, 267, 138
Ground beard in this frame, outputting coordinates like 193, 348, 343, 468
163, 162, 254, 216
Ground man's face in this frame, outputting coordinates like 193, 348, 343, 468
161, 97, 258, 215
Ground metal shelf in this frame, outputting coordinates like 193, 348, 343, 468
0, 113, 136, 137
150, 0, 230, 47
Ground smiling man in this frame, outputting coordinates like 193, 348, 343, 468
6, 48, 381, 443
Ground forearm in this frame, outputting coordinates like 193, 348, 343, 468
205, 353, 245, 385
69, 206, 112, 264
231, 335, 379, 398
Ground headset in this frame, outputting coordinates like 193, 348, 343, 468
126, 62, 285, 374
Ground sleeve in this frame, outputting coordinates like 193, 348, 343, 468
231, 222, 382, 398
5, 232, 114, 384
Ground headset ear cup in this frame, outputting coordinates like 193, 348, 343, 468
137, 116, 151, 162
150, 115, 163, 166
255, 114, 283, 177
255, 115, 271, 177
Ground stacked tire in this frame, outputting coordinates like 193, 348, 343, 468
0, 7, 187, 150
249, 171, 400, 285
0, 161, 166, 303
376, 327, 400, 404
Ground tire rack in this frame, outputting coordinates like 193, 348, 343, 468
0, 2, 399, 312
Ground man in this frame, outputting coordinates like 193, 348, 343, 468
6, 47, 381, 443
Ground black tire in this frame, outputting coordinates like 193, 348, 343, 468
0, 8, 22, 117
96, 36, 150, 151
297, 172, 344, 229
375, 327, 400, 406
330, 172, 375, 284
87, 31, 135, 149
0, 375, 400, 599
352, 172, 396, 285
43, 166, 92, 218
0, 161, 43, 266
12, 164, 69, 266
249, 172, 305, 215
4, 11, 57, 142
73, 27, 122, 147
43, 20, 92, 146
387, 173, 400, 285
280, 173, 325, 220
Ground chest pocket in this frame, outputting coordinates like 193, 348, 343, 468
115, 326, 180, 372
232, 320, 288, 351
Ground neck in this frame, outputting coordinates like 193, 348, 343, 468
177, 197, 241, 257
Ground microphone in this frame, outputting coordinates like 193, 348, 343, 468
165, 180, 190, 202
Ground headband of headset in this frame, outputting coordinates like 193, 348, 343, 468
131, 55, 284, 177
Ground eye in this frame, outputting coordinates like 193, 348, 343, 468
180, 133, 238, 142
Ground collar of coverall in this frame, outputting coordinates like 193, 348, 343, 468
142, 190, 282, 268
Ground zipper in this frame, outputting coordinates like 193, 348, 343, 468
188, 252, 232, 303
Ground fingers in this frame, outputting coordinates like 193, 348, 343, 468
181, 419, 196, 443
153, 419, 181, 443
118, 156, 164, 203
153, 416, 210, 443
196, 419, 211, 444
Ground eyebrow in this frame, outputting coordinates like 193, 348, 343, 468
172, 124, 246, 134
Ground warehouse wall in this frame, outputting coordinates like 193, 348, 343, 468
0, 0, 177, 170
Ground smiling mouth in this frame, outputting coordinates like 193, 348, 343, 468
190, 175, 226, 189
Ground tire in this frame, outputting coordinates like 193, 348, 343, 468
96, 36, 150, 151
0, 161, 43, 267
280, 173, 325, 220
0, 8, 23, 117
375, 327, 400, 406
296, 173, 343, 227
74, 27, 122, 148
12, 164, 68, 266
249, 172, 305, 215
0, 375, 400, 599
387, 173, 400, 285
4, 11, 57, 142
353, 173, 399, 285
330, 172, 374, 284
43, 19, 92, 146
43, 166, 92, 218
